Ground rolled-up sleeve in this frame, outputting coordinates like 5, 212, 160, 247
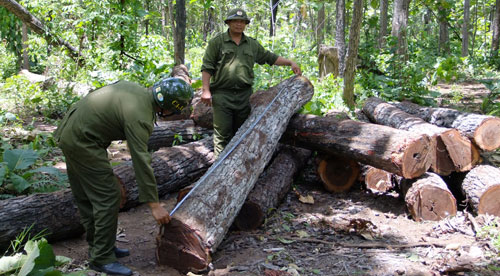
201, 38, 219, 76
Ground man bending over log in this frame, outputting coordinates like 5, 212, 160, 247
200, 8, 302, 157
54, 77, 194, 275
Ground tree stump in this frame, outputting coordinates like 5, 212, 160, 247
461, 165, 500, 216
393, 100, 500, 151
156, 76, 314, 273
318, 45, 339, 79
399, 172, 457, 221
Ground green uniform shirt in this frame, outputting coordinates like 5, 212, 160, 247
54, 81, 159, 203
201, 30, 279, 91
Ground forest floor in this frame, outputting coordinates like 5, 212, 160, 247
44, 81, 500, 276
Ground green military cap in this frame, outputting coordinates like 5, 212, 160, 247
224, 8, 250, 24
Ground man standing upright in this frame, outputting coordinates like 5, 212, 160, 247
200, 8, 302, 157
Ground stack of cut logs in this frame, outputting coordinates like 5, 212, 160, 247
1, 66, 499, 274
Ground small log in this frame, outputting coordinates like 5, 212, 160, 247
316, 154, 360, 193
233, 146, 311, 230
461, 165, 500, 217
393, 101, 500, 151
363, 166, 394, 193
399, 172, 457, 221
156, 76, 314, 273
147, 120, 213, 151
280, 114, 433, 179
363, 97, 480, 174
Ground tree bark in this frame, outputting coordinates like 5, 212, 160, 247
173, 0, 186, 65
317, 154, 360, 193
343, 0, 363, 108
462, 0, 470, 57
438, 5, 450, 55
392, 100, 500, 151
270, 0, 280, 36
335, 0, 346, 76
363, 97, 481, 174
493, 0, 500, 56
461, 165, 500, 216
316, 3, 325, 54
233, 146, 311, 231
391, 0, 411, 58
378, 0, 389, 48
0, 138, 214, 249
0, 0, 80, 61
399, 172, 457, 222
156, 76, 314, 273
147, 120, 212, 151
281, 114, 433, 179
318, 45, 339, 79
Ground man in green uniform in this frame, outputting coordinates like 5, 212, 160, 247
200, 8, 302, 157
54, 78, 193, 276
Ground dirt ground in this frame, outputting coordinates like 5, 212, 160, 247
46, 81, 500, 276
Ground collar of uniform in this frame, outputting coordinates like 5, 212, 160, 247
223, 29, 247, 44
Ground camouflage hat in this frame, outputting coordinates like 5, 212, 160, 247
224, 8, 250, 24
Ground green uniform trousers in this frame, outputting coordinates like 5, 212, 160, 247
212, 88, 253, 157
62, 145, 120, 266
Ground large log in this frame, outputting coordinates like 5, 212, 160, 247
399, 172, 457, 221
363, 97, 480, 174
156, 76, 314, 273
233, 146, 311, 230
0, 139, 214, 249
280, 114, 433, 179
392, 101, 500, 151
461, 165, 500, 217
147, 120, 213, 151
316, 154, 360, 193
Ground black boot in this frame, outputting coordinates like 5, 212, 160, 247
90, 261, 132, 276
114, 247, 130, 258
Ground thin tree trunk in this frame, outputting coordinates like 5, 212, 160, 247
462, 0, 471, 57
492, 0, 500, 56
316, 3, 325, 54
438, 6, 450, 55
391, 0, 411, 58
270, 0, 279, 36
174, 0, 186, 65
21, 22, 29, 70
336, 0, 346, 76
343, 0, 364, 108
378, 0, 389, 48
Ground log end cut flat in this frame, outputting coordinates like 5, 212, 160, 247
233, 202, 264, 231
156, 218, 210, 273
478, 185, 500, 217
474, 117, 500, 151
400, 134, 433, 179
365, 167, 394, 193
317, 155, 360, 193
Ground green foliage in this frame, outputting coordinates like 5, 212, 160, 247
480, 79, 500, 116
477, 218, 500, 257
0, 41, 17, 80
432, 56, 465, 83
301, 74, 345, 115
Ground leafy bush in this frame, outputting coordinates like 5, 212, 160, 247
0, 41, 17, 81
480, 79, 500, 116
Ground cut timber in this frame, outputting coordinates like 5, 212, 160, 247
156, 76, 314, 273
147, 120, 213, 151
280, 114, 432, 179
317, 154, 360, 193
0, 138, 215, 249
399, 172, 457, 221
363, 166, 394, 193
461, 165, 500, 217
233, 146, 311, 230
393, 101, 500, 151
363, 97, 480, 174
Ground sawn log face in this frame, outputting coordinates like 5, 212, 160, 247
281, 114, 432, 179
156, 76, 314, 273
461, 165, 500, 216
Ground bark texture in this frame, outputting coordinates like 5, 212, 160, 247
156, 76, 314, 273
281, 114, 432, 179
147, 120, 213, 151
342, 0, 363, 108
234, 146, 311, 230
461, 165, 500, 216
393, 101, 500, 151
318, 45, 339, 79
399, 172, 457, 221
363, 97, 480, 174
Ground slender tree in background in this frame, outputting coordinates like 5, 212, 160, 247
343, 0, 364, 108
316, 2, 325, 54
438, 3, 450, 55
21, 22, 28, 70
462, 0, 470, 57
203, 5, 215, 41
391, 0, 411, 58
378, 0, 389, 48
336, 0, 346, 76
270, 0, 280, 36
492, 0, 500, 57
174, 0, 186, 65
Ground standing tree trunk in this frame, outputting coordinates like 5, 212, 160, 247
343, 0, 364, 108
492, 0, 500, 57
391, 0, 411, 58
173, 0, 186, 65
316, 3, 325, 54
378, 0, 389, 48
156, 77, 314, 274
462, 0, 471, 57
203, 6, 215, 41
21, 22, 29, 70
270, 0, 280, 36
438, 5, 450, 55
336, 0, 346, 76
